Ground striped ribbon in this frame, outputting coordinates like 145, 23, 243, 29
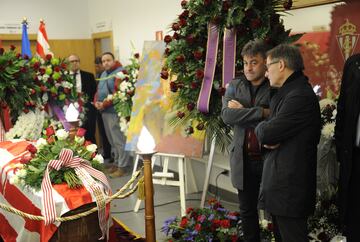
197, 23, 219, 113
222, 28, 237, 88
41, 148, 111, 239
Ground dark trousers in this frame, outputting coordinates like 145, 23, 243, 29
237, 159, 263, 242
345, 148, 360, 241
96, 111, 111, 159
82, 103, 97, 144
272, 215, 308, 242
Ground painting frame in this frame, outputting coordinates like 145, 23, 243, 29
292, 0, 342, 9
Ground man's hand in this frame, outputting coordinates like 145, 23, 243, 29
264, 143, 280, 149
228, 99, 244, 109
95, 101, 104, 111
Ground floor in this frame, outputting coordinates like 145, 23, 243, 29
107, 171, 238, 241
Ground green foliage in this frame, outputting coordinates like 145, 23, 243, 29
163, 0, 299, 150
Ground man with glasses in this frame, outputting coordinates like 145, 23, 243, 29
68, 54, 97, 144
221, 40, 270, 242
255, 44, 321, 241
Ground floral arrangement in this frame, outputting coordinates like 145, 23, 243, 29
0, 46, 37, 121
161, 199, 242, 242
11, 126, 104, 190
308, 188, 341, 242
319, 98, 337, 139
162, 0, 301, 150
5, 108, 46, 140
113, 53, 140, 134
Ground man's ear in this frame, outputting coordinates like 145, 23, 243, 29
278, 59, 286, 72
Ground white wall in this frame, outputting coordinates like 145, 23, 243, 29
87, 0, 181, 64
0, 0, 91, 38
282, 2, 345, 32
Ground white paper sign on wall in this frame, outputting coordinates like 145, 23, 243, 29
0, 22, 22, 34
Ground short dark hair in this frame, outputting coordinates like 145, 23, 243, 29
241, 39, 269, 59
94, 56, 102, 64
101, 52, 115, 60
266, 44, 304, 72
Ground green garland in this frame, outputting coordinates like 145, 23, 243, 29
163, 0, 301, 150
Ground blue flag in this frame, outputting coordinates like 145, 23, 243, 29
21, 21, 32, 58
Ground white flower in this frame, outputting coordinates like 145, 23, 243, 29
119, 81, 128, 92
93, 154, 104, 164
74, 136, 85, 145
321, 122, 335, 139
9, 175, 19, 185
106, 94, 113, 100
36, 138, 47, 149
332, 109, 337, 120
74, 102, 80, 109
17, 169, 27, 178
86, 144, 97, 153
119, 117, 129, 133
56, 129, 69, 140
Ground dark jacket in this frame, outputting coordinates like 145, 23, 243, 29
221, 76, 270, 189
335, 54, 360, 221
255, 71, 321, 217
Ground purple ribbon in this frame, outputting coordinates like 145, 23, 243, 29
223, 28, 237, 88
197, 23, 219, 113
50, 104, 71, 131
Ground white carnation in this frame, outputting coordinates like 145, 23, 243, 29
56, 129, 69, 140
321, 122, 335, 139
319, 98, 336, 111
74, 136, 85, 145
36, 138, 47, 149
93, 154, 104, 164
86, 144, 97, 153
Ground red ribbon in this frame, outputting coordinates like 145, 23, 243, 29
41, 148, 111, 239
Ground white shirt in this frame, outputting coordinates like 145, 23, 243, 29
71, 71, 82, 93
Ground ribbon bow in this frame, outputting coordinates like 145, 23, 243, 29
41, 148, 111, 239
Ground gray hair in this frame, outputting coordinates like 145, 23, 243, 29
241, 39, 269, 59
266, 44, 304, 72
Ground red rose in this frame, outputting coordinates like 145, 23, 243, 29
195, 69, 204, 80
251, 18, 262, 29
134, 53, 140, 59
16, 53, 21, 58
26, 144, 37, 154
39, 68, 46, 75
46, 126, 55, 137
185, 126, 194, 135
45, 54, 52, 61
181, 0, 187, 9
179, 217, 188, 228
193, 50, 203, 60
187, 102, 195, 111
30, 89, 36, 95
191, 81, 199, 89
170, 82, 178, 92
84, 141, 92, 147
23, 54, 29, 60
23, 109, 29, 113
54, 66, 60, 72
126, 90, 134, 96
186, 35, 195, 44
180, 10, 189, 19
61, 63, 67, 69
196, 123, 204, 130
10, 45, 16, 51
165, 48, 170, 56
177, 111, 185, 119
164, 35, 172, 44
175, 55, 185, 63
172, 23, 180, 31
0, 48, 4, 55
40, 85, 48, 92
76, 128, 87, 137
20, 156, 32, 164
33, 62, 40, 70
172, 32, 180, 40
186, 207, 193, 214
47, 136, 55, 144
220, 219, 230, 228
195, 224, 201, 231
267, 222, 274, 231
179, 18, 187, 27
160, 70, 169, 80
91, 152, 97, 158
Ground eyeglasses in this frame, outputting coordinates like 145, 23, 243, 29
69, 60, 80, 63
266, 60, 279, 69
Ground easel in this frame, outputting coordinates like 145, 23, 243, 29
200, 136, 216, 208
131, 152, 198, 216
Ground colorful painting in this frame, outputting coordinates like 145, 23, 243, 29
126, 41, 205, 158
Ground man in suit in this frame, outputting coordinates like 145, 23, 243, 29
255, 44, 321, 241
335, 53, 360, 241
68, 54, 97, 144
221, 40, 270, 242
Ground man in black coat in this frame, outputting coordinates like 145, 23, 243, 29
221, 40, 270, 242
335, 53, 360, 241
255, 44, 321, 241
68, 54, 97, 144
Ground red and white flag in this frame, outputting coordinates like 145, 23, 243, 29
36, 20, 53, 58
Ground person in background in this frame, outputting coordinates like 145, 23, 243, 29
94, 52, 130, 178
221, 40, 270, 242
255, 44, 321, 242
68, 54, 97, 144
335, 53, 360, 242
94, 56, 112, 162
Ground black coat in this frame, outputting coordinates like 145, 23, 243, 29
80, 70, 97, 143
334, 54, 360, 221
255, 71, 321, 217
